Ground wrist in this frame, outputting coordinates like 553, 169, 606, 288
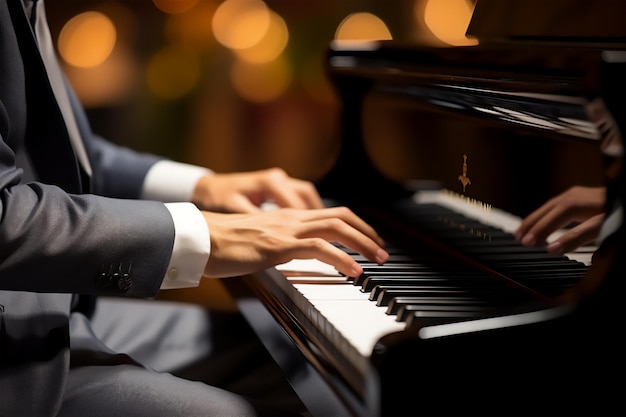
191, 175, 213, 207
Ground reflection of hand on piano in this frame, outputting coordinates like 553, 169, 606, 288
514, 186, 606, 256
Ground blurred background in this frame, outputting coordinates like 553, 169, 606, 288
47, 0, 478, 182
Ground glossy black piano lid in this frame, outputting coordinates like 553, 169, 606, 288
468, 0, 626, 44
320, 41, 624, 218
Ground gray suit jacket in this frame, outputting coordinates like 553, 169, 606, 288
0, 0, 178, 415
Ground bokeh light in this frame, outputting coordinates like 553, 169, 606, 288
233, 10, 289, 64
230, 56, 292, 102
419, 0, 478, 46
63, 46, 138, 107
212, 0, 271, 50
335, 12, 392, 41
58, 11, 117, 68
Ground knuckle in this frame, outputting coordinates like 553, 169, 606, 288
334, 206, 353, 217
326, 217, 346, 230
308, 237, 327, 251
267, 167, 287, 179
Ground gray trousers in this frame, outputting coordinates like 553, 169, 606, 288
58, 298, 305, 417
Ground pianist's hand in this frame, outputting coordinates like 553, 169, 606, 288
201, 206, 389, 278
191, 167, 325, 213
514, 185, 606, 255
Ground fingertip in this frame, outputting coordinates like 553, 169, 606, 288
349, 263, 363, 278
375, 248, 389, 264
546, 241, 563, 254
521, 233, 536, 247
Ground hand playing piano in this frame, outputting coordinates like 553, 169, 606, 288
514, 186, 606, 255
201, 206, 389, 278
191, 167, 325, 213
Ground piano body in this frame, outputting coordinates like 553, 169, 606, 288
223, 1, 626, 416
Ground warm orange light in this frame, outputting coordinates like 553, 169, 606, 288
212, 0, 271, 50
420, 0, 478, 46
334, 12, 392, 41
230, 56, 291, 102
58, 11, 117, 68
152, 0, 199, 15
164, 2, 217, 50
233, 10, 288, 64
145, 45, 201, 100
64, 46, 138, 107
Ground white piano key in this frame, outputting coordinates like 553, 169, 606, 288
276, 258, 341, 276
293, 283, 406, 356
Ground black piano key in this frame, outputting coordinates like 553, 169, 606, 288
412, 310, 489, 319
370, 285, 490, 302
460, 244, 552, 254
351, 254, 447, 263
360, 275, 493, 292
358, 263, 450, 270
477, 253, 571, 262
385, 296, 490, 315
494, 262, 586, 270
395, 304, 495, 322
405, 310, 488, 329
374, 288, 493, 306
351, 264, 465, 284
357, 269, 456, 279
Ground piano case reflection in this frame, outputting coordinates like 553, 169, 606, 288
223, 1, 626, 416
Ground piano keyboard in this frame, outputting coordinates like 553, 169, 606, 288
272, 189, 594, 388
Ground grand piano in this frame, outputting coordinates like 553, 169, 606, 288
223, 1, 626, 415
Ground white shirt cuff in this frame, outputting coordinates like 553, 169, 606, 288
142, 160, 213, 202
161, 202, 211, 289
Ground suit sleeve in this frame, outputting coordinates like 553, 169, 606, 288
0, 168, 174, 298
0, 129, 175, 298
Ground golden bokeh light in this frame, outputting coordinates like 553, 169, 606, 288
420, 0, 478, 46
334, 12, 392, 41
233, 10, 288, 64
145, 45, 201, 100
64, 45, 138, 107
230, 56, 292, 102
212, 0, 271, 50
152, 0, 199, 15
58, 11, 117, 68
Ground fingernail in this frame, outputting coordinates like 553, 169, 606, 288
546, 241, 563, 254
349, 264, 363, 278
521, 233, 536, 246
376, 248, 389, 264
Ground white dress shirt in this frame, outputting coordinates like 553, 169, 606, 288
141, 160, 213, 289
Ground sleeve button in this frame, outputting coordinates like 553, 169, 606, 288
117, 273, 132, 292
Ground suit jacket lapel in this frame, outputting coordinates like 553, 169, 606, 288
7, 0, 83, 193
